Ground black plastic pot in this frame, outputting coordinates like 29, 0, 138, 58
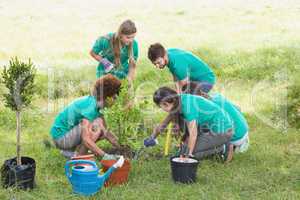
1, 157, 36, 190
170, 156, 199, 184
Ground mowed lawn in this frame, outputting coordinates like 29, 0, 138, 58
0, 113, 299, 200
0, 0, 300, 199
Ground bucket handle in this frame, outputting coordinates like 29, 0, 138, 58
65, 160, 98, 178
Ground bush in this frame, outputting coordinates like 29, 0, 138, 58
272, 71, 300, 130
286, 76, 300, 129
37, 68, 94, 100
0, 106, 47, 130
35, 73, 48, 99
194, 46, 300, 81
103, 80, 149, 150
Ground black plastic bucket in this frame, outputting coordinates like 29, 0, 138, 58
1, 157, 36, 190
170, 156, 199, 184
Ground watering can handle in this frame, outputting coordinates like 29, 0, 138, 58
65, 160, 98, 178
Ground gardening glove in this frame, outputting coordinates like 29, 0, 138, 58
143, 136, 158, 147
102, 153, 119, 160
112, 156, 125, 168
100, 58, 114, 72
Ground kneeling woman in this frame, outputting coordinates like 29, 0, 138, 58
152, 87, 234, 162
182, 82, 250, 153
50, 74, 121, 159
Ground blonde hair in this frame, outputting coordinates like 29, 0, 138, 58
111, 19, 137, 67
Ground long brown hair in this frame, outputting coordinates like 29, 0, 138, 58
111, 19, 137, 67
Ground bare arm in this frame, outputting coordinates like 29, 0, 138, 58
99, 117, 121, 148
90, 50, 103, 62
173, 75, 181, 93
176, 78, 188, 94
128, 58, 137, 84
187, 120, 198, 156
104, 131, 121, 149
81, 119, 105, 156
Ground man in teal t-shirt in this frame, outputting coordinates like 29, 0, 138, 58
50, 74, 122, 159
148, 43, 216, 93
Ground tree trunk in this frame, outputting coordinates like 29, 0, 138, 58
16, 111, 21, 166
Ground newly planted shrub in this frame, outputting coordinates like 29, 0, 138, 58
103, 80, 148, 151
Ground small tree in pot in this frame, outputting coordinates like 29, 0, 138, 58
0, 57, 37, 189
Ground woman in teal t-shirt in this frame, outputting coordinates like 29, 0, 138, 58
50, 74, 122, 159
144, 87, 234, 162
182, 82, 250, 153
90, 19, 139, 83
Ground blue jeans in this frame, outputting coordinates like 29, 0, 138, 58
182, 81, 214, 94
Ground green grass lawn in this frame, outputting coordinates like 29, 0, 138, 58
0, 0, 300, 199
0, 115, 299, 200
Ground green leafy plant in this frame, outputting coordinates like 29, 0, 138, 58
103, 80, 148, 150
273, 71, 300, 130
1, 57, 36, 165
286, 77, 300, 129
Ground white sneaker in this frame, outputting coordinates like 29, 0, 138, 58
235, 136, 250, 153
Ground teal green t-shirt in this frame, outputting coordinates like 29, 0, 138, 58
92, 32, 139, 79
167, 48, 216, 84
50, 96, 102, 139
211, 93, 249, 142
180, 94, 232, 134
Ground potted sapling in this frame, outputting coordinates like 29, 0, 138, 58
0, 57, 37, 190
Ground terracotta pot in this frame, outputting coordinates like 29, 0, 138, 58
100, 159, 130, 187
71, 154, 95, 161
71, 154, 95, 167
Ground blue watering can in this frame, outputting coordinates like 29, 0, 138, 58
65, 160, 115, 196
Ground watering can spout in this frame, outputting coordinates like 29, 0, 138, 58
98, 166, 116, 184
98, 156, 125, 183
